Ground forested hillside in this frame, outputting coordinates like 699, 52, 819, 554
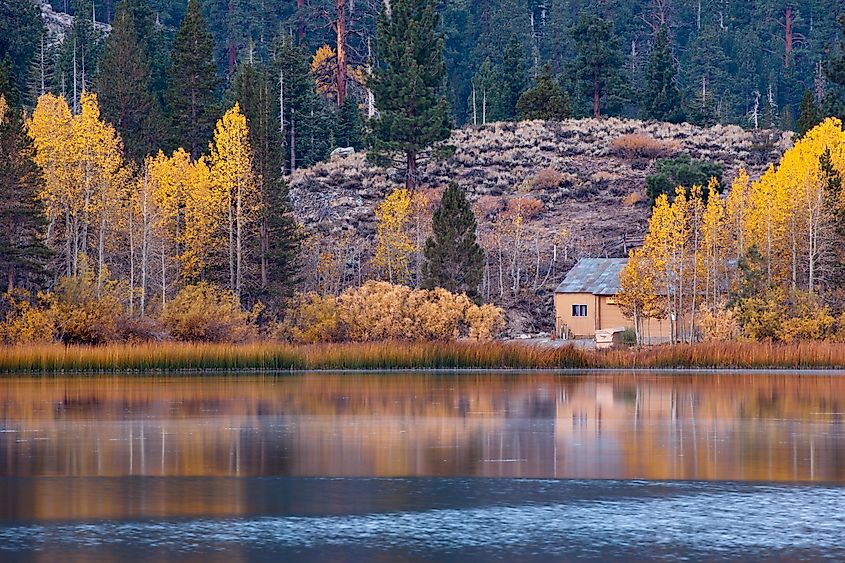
4, 0, 845, 132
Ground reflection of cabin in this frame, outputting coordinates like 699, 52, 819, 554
553, 258, 671, 342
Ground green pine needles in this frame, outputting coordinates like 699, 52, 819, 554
423, 183, 484, 299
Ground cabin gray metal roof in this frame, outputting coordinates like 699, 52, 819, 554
554, 258, 628, 295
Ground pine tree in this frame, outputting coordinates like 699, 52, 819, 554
121, 0, 170, 100
265, 178, 303, 302
825, 15, 845, 120
335, 96, 363, 149
96, 3, 163, 162
270, 34, 328, 172
642, 26, 683, 123
166, 0, 219, 159
0, 0, 42, 104
423, 182, 484, 298
54, 0, 105, 113
0, 96, 49, 291
796, 90, 821, 138
368, 0, 452, 190
516, 64, 569, 121
570, 14, 626, 118
495, 35, 527, 121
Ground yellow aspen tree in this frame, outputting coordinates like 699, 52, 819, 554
208, 103, 261, 299
71, 93, 129, 292
687, 184, 705, 342
181, 156, 221, 281
147, 148, 194, 308
617, 247, 664, 345
27, 93, 77, 276
724, 168, 750, 290
701, 178, 726, 311
373, 187, 415, 283
670, 187, 690, 341
643, 193, 674, 339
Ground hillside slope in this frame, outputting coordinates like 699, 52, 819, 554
288, 118, 791, 333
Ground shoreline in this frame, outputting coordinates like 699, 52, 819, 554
2, 341, 845, 373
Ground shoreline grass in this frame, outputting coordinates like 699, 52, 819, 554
1, 340, 845, 373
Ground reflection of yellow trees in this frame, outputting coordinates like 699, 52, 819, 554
3, 374, 845, 484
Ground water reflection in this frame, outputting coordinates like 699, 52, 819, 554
2, 372, 845, 484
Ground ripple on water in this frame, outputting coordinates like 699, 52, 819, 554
0, 479, 844, 561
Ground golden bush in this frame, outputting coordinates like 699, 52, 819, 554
281, 292, 340, 343
466, 303, 506, 340
284, 281, 505, 342
161, 282, 254, 342
0, 290, 55, 344
48, 267, 126, 345
698, 307, 740, 342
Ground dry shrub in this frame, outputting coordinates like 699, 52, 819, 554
623, 191, 647, 206
279, 292, 339, 343
778, 310, 837, 342
699, 308, 740, 341
591, 170, 620, 183
533, 167, 564, 190
283, 281, 505, 343
48, 268, 126, 345
503, 197, 543, 220
611, 133, 679, 160
162, 282, 255, 342
0, 290, 55, 344
467, 304, 506, 340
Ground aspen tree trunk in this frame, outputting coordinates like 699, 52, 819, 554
228, 190, 235, 294
690, 225, 699, 343
472, 84, 477, 125
65, 209, 72, 276
140, 187, 149, 316
161, 240, 167, 308
791, 213, 797, 290
129, 199, 135, 313
482, 88, 487, 125
97, 213, 106, 296
236, 177, 243, 298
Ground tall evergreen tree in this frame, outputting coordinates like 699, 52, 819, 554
495, 35, 527, 121
0, 96, 49, 291
335, 96, 363, 148
166, 0, 219, 158
516, 64, 569, 121
0, 0, 42, 104
570, 14, 625, 118
423, 182, 484, 298
368, 0, 452, 190
642, 26, 683, 123
121, 0, 170, 100
824, 14, 845, 120
270, 34, 329, 172
265, 178, 303, 302
796, 90, 821, 138
96, 3, 163, 161
54, 0, 105, 112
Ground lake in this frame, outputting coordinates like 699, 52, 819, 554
2, 371, 845, 561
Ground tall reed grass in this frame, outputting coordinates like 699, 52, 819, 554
0, 341, 843, 373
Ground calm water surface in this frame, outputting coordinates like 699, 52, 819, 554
2, 371, 845, 561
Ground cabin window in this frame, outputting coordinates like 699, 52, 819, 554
571, 304, 587, 317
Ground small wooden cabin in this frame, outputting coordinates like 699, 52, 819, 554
553, 258, 671, 342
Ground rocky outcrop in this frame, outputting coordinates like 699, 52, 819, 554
32, 0, 111, 41
289, 118, 790, 256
